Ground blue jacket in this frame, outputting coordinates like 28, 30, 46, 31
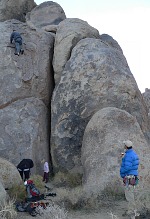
120, 149, 139, 178
10, 31, 22, 44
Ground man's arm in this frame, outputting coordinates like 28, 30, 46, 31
10, 33, 14, 43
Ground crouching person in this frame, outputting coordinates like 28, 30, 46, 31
24, 180, 43, 202
120, 140, 140, 219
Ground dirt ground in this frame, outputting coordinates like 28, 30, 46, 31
15, 181, 146, 219
16, 200, 137, 219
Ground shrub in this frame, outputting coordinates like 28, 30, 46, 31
53, 185, 125, 210
35, 203, 68, 219
8, 183, 26, 202
0, 199, 17, 219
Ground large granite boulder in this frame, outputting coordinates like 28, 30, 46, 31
0, 158, 22, 189
51, 37, 149, 175
0, 0, 36, 22
0, 20, 54, 173
0, 97, 50, 175
26, 1, 66, 30
53, 18, 100, 84
0, 20, 54, 107
81, 107, 150, 193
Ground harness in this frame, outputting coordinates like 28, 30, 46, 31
123, 175, 139, 187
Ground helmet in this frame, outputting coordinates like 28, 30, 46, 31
24, 181, 27, 186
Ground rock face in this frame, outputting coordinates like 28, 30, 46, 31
51, 37, 149, 175
100, 34, 123, 52
0, 20, 54, 107
0, 20, 54, 174
53, 18, 100, 84
0, 98, 50, 174
0, 0, 36, 22
26, 1, 66, 29
0, 157, 22, 189
81, 107, 150, 193
143, 88, 150, 111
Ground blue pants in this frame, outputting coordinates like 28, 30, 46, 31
15, 38, 22, 54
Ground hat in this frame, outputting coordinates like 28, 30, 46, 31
123, 140, 133, 147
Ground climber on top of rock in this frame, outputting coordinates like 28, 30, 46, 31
10, 29, 24, 56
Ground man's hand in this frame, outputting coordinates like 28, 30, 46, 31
120, 153, 124, 157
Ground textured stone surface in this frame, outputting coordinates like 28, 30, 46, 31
42, 24, 58, 33
0, 157, 22, 189
0, 20, 54, 107
26, 1, 66, 29
0, 0, 36, 22
81, 107, 150, 193
100, 34, 123, 52
143, 88, 150, 111
53, 18, 100, 84
51, 37, 149, 175
0, 20, 54, 174
0, 180, 7, 205
0, 98, 50, 175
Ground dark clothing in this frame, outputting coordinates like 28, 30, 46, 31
10, 31, 22, 43
17, 159, 34, 170
43, 172, 49, 183
17, 159, 34, 181
18, 169, 30, 180
10, 31, 23, 54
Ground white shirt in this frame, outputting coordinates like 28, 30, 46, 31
44, 162, 49, 173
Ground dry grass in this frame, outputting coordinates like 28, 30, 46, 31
136, 189, 150, 212
52, 184, 124, 210
8, 183, 26, 202
0, 199, 17, 219
107, 211, 119, 219
35, 203, 68, 219
52, 172, 82, 188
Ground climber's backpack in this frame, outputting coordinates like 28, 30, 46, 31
27, 180, 40, 197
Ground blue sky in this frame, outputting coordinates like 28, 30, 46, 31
35, 0, 150, 93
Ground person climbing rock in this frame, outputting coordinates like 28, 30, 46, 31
10, 29, 24, 56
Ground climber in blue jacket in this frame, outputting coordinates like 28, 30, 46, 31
10, 29, 24, 56
120, 141, 139, 178
120, 140, 140, 219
